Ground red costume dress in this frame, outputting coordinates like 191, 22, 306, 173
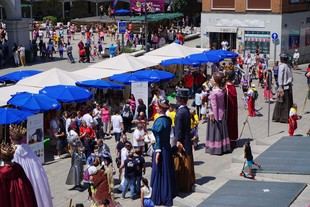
288, 108, 298, 136
225, 83, 239, 145
247, 88, 256, 117
0, 162, 38, 207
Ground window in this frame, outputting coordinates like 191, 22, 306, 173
244, 31, 271, 54
247, 0, 271, 10
212, 0, 235, 9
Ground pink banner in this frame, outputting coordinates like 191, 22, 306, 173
131, 0, 164, 13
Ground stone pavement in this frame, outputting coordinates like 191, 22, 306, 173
43, 63, 310, 207
1, 37, 310, 206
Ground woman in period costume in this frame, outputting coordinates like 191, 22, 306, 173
11, 125, 53, 207
272, 53, 293, 123
205, 72, 231, 155
0, 143, 38, 207
66, 141, 85, 191
225, 70, 238, 149
151, 97, 175, 206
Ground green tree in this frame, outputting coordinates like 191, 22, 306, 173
171, 0, 188, 12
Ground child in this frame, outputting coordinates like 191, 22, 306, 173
263, 69, 273, 102
166, 105, 176, 147
247, 84, 258, 117
140, 177, 154, 207
257, 64, 264, 88
288, 104, 302, 136
190, 109, 200, 150
243, 141, 261, 178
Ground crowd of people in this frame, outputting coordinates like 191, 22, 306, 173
1, 18, 189, 69
1, 49, 309, 205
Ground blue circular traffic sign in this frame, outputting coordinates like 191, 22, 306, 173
271, 33, 278, 41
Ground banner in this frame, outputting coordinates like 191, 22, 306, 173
131, 82, 148, 118
131, 0, 164, 13
27, 113, 44, 163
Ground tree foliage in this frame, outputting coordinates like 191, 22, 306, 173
171, 0, 188, 13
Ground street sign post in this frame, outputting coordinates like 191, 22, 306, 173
271, 32, 278, 41
118, 21, 127, 34
118, 21, 127, 52
268, 32, 280, 137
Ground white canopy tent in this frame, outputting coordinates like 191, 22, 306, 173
145, 43, 204, 58
17, 67, 90, 88
73, 68, 128, 79
0, 85, 40, 106
88, 53, 157, 71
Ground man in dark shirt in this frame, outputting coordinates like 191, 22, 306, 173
133, 148, 145, 195
121, 152, 137, 199
175, 88, 195, 193
137, 99, 147, 115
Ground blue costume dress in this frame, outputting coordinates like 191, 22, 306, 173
150, 115, 175, 206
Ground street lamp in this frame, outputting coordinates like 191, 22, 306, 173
144, 0, 148, 52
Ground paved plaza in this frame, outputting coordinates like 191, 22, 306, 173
1, 38, 310, 206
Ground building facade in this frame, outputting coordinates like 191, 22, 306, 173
201, 0, 310, 62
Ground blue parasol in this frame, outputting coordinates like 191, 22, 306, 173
0, 107, 32, 124
160, 57, 201, 67
8, 92, 61, 113
133, 69, 175, 82
109, 73, 147, 85
0, 70, 42, 83
114, 9, 131, 16
76, 79, 124, 89
207, 50, 239, 59
39, 85, 92, 103
187, 52, 223, 63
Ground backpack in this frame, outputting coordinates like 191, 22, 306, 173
122, 104, 132, 118
253, 90, 258, 100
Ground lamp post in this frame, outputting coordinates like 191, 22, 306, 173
96, 0, 98, 17
0, 5, 3, 22
144, 0, 148, 51
30, 0, 33, 20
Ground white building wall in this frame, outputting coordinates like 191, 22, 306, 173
201, 12, 282, 62
281, 11, 310, 63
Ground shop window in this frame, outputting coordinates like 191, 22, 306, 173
247, 0, 271, 10
244, 31, 271, 55
212, 0, 235, 9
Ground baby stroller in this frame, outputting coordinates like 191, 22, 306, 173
79, 48, 86, 63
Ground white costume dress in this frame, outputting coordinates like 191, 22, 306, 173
13, 144, 53, 207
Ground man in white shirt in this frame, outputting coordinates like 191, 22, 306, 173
132, 122, 145, 152
111, 111, 123, 142
82, 108, 94, 127
293, 49, 300, 69
119, 141, 132, 191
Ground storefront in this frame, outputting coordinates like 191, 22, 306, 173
201, 12, 283, 62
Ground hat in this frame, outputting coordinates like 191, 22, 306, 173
158, 97, 170, 109
88, 166, 98, 176
176, 88, 190, 98
251, 83, 256, 88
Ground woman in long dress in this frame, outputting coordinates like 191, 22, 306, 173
225, 70, 238, 149
0, 143, 38, 207
11, 125, 53, 207
151, 98, 175, 206
205, 72, 231, 155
